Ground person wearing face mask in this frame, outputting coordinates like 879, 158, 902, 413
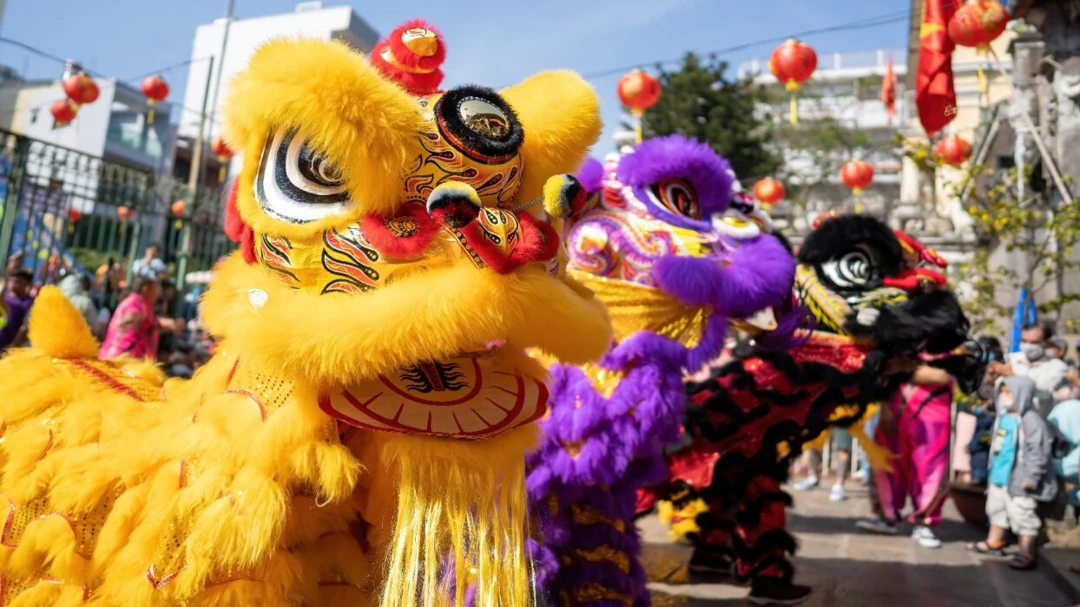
967, 376, 1059, 570
965, 337, 1005, 486
1047, 336, 1068, 361
992, 323, 1068, 413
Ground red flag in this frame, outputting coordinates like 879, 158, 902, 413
916, 0, 960, 136
881, 54, 897, 124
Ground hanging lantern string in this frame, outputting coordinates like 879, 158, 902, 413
0, 36, 220, 126
573, 10, 908, 82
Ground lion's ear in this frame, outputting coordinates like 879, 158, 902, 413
500, 71, 602, 204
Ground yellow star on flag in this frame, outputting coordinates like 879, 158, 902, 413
921, 21, 944, 39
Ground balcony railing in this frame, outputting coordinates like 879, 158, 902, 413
738, 49, 906, 79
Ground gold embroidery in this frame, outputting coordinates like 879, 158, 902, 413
572, 545, 630, 574
570, 504, 626, 533
571, 270, 708, 348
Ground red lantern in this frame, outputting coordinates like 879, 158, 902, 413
66, 208, 82, 235
62, 72, 99, 106
769, 39, 818, 92
948, 1, 1009, 51
841, 160, 874, 195
617, 69, 661, 116
50, 100, 77, 125
933, 135, 973, 166
211, 136, 233, 182
171, 199, 187, 230
769, 39, 817, 125
140, 75, 169, 123
752, 177, 786, 207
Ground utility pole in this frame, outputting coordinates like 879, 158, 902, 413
176, 0, 234, 308
175, 54, 214, 309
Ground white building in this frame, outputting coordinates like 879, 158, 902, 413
177, 2, 379, 142
0, 76, 171, 214
0, 78, 171, 172
738, 49, 907, 232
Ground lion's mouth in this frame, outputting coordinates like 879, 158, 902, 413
730, 307, 778, 334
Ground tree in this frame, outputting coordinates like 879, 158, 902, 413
771, 114, 875, 211
642, 53, 779, 180
944, 161, 1080, 335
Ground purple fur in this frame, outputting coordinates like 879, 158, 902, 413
577, 156, 606, 194
652, 234, 794, 316
529, 137, 799, 607
617, 136, 734, 231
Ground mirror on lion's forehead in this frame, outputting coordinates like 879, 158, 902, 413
458, 98, 511, 138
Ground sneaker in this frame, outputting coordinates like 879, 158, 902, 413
912, 525, 941, 549
829, 484, 847, 501
855, 516, 898, 535
748, 577, 813, 605
793, 476, 818, 492
852, 469, 868, 482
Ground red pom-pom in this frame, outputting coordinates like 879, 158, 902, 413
224, 180, 256, 264
224, 181, 244, 242
369, 18, 446, 95
386, 19, 446, 72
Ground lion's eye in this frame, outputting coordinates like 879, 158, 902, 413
649, 178, 700, 219
712, 209, 762, 240
254, 129, 350, 223
821, 243, 879, 290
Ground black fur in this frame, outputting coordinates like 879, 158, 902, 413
434, 85, 524, 163
843, 287, 970, 356
797, 214, 903, 278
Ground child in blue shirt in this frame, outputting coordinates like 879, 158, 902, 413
967, 376, 1058, 570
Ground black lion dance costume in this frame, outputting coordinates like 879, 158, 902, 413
663, 212, 985, 604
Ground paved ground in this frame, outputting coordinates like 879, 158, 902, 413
639, 484, 1078, 606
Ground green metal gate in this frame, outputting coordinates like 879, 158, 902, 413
0, 128, 234, 308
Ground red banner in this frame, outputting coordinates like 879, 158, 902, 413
916, 0, 961, 136
882, 54, 897, 124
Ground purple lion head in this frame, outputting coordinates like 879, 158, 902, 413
566, 135, 798, 366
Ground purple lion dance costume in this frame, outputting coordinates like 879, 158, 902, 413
526, 135, 800, 606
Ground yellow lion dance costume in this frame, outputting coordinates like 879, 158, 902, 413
0, 23, 612, 607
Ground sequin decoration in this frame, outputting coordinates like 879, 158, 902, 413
66, 359, 161, 402
0, 495, 47, 547
66, 486, 121, 559
0, 576, 36, 604
147, 518, 191, 590
227, 363, 296, 419
570, 270, 708, 348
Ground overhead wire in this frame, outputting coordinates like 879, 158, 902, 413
0, 36, 219, 124
579, 10, 911, 81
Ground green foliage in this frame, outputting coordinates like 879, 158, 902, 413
773, 114, 894, 208
949, 164, 1080, 330
641, 53, 779, 180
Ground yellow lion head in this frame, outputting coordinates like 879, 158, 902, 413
202, 37, 612, 396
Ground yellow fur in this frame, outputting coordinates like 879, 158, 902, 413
202, 255, 611, 387
501, 71, 602, 204
28, 286, 98, 359
0, 37, 610, 606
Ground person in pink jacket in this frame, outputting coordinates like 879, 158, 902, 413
856, 364, 955, 549
99, 277, 184, 361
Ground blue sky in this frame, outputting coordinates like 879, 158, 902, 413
1, 0, 910, 156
